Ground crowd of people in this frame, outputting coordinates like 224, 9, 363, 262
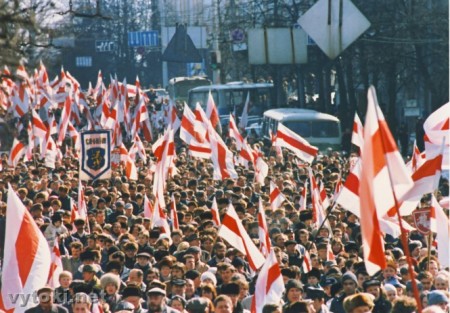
0, 94, 449, 313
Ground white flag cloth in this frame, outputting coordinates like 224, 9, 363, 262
1, 184, 51, 312
274, 123, 318, 163
251, 250, 285, 313
430, 195, 450, 268
219, 204, 265, 271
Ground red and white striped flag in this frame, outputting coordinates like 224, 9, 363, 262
170, 194, 179, 231
430, 195, 450, 268
319, 180, 331, 210
57, 94, 72, 146
257, 199, 271, 257
118, 144, 138, 181
302, 249, 312, 274
351, 112, 364, 153
423, 102, 449, 170
219, 204, 265, 271
229, 114, 244, 149
180, 104, 211, 159
8, 138, 26, 168
211, 197, 221, 226
251, 250, 284, 313
1, 184, 51, 312
152, 197, 171, 235
308, 169, 331, 231
210, 126, 238, 180
47, 239, 63, 288
31, 109, 48, 140
143, 194, 154, 219
254, 150, 269, 185
406, 141, 426, 174
393, 151, 443, 216
299, 182, 307, 211
238, 92, 250, 130
274, 123, 318, 163
359, 86, 413, 275
270, 181, 286, 211
206, 91, 220, 129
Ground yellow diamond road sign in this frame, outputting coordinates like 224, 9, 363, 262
298, 0, 370, 59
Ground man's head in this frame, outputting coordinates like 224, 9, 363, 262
72, 292, 92, 313
343, 293, 375, 313
147, 287, 166, 312
37, 286, 54, 308
341, 272, 358, 295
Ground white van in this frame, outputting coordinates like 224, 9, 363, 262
262, 108, 342, 151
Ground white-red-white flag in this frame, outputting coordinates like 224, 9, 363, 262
229, 114, 244, 150
351, 112, 364, 153
1, 184, 51, 312
257, 199, 271, 257
392, 151, 443, 216
251, 250, 285, 313
180, 104, 211, 159
31, 109, 48, 140
274, 123, 318, 163
47, 239, 63, 288
211, 197, 221, 226
210, 128, 238, 180
359, 86, 413, 275
254, 151, 269, 185
218, 204, 265, 271
8, 138, 26, 168
143, 194, 154, 219
302, 249, 312, 274
406, 141, 426, 174
206, 91, 220, 129
308, 168, 331, 231
238, 92, 250, 130
299, 182, 308, 211
270, 181, 286, 211
57, 94, 72, 146
423, 103, 449, 170
170, 194, 179, 231
430, 195, 450, 268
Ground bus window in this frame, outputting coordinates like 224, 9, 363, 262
312, 121, 340, 138
284, 121, 312, 138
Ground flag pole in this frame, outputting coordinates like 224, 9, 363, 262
373, 102, 422, 313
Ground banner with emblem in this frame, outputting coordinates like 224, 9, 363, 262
413, 207, 432, 235
80, 130, 111, 181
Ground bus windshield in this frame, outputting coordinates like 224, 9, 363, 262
284, 120, 340, 138
168, 77, 211, 102
189, 86, 273, 116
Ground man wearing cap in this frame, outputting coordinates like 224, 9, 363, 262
169, 279, 187, 299
427, 290, 449, 312
108, 201, 126, 223
185, 246, 210, 274
24, 286, 68, 313
220, 282, 250, 313
307, 287, 330, 313
330, 272, 358, 313
343, 293, 374, 313
82, 264, 101, 293
362, 279, 391, 313
282, 279, 304, 311
285, 240, 303, 268
185, 297, 211, 313
147, 287, 179, 313
122, 284, 147, 313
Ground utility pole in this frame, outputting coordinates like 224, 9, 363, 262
212, 0, 221, 84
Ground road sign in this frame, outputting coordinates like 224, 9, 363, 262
95, 40, 117, 52
230, 28, 246, 43
75, 56, 92, 67
298, 0, 370, 59
128, 31, 159, 47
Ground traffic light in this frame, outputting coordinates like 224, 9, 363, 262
210, 51, 221, 69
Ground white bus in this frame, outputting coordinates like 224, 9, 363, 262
187, 81, 274, 127
262, 108, 342, 151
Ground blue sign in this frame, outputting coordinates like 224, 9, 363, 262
128, 31, 159, 47
80, 130, 111, 181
